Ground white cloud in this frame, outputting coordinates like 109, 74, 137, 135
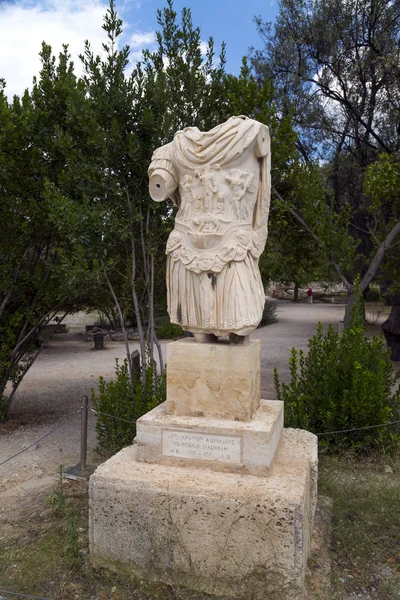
130, 50, 145, 63
118, 0, 142, 12
0, 0, 155, 100
130, 31, 155, 47
0, 0, 109, 99
199, 41, 208, 56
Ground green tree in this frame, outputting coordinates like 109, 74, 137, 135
144, 0, 227, 132
0, 47, 83, 418
223, 59, 332, 293
364, 153, 400, 359
253, 0, 400, 161
252, 0, 400, 329
46, 0, 229, 391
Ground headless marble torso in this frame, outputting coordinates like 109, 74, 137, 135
148, 116, 271, 343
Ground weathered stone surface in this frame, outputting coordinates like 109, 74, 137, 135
89, 428, 318, 599
148, 116, 271, 338
305, 496, 333, 600
134, 399, 283, 475
166, 338, 261, 420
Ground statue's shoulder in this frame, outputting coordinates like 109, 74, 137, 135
151, 141, 174, 161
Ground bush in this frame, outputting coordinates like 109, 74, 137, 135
364, 285, 382, 302
91, 358, 166, 455
156, 317, 184, 339
0, 396, 8, 421
274, 282, 400, 453
258, 299, 278, 327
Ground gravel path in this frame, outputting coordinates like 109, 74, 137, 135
0, 301, 344, 532
257, 300, 345, 397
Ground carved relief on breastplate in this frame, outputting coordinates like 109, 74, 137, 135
176, 165, 257, 226
169, 161, 260, 273
148, 115, 271, 337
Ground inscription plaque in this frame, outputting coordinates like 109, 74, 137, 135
162, 429, 242, 464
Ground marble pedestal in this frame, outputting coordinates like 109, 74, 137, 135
89, 340, 318, 599
166, 338, 261, 420
134, 399, 283, 475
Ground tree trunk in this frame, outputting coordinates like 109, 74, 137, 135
343, 285, 355, 328
293, 283, 299, 302
101, 262, 134, 390
382, 293, 400, 361
0, 374, 9, 419
6, 345, 45, 414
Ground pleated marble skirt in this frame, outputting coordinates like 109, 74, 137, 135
167, 255, 265, 336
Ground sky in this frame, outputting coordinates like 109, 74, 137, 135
0, 0, 279, 100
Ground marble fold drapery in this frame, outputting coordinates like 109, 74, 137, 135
148, 116, 271, 337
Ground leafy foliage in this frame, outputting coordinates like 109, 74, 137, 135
91, 358, 166, 455
0, 45, 85, 419
46, 0, 231, 391
364, 153, 400, 295
364, 285, 382, 303
155, 317, 184, 339
0, 0, 232, 418
252, 0, 400, 330
274, 282, 400, 453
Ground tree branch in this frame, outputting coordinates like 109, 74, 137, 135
100, 257, 133, 387
360, 220, 400, 291
272, 187, 351, 289
9, 301, 65, 363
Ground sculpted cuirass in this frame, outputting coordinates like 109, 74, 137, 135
148, 116, 271, 338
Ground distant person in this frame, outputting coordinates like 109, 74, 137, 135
307, 287, 313, 304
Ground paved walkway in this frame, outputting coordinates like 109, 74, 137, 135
255, 300, 345, 397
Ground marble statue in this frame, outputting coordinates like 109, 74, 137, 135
148, 115, 271, 343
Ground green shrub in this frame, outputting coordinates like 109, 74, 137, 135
91, 358, 166, 455
156, 317, 184, 339
0, 396, 8, 421
364, 285, 382, 302
258, 299, 278, 327
274, 282, 400, 453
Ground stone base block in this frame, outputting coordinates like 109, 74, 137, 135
134, 399, 283, 475
166, 338, 260, 421
89, 429, 318, 599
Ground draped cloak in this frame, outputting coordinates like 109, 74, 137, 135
148, 116, 271, 336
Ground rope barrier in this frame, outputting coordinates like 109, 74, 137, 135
90, 407, 400, 436
91, 408, 137, 425
317, 418, 400, 436
0, 589, 54, 600
0, 420, 66, 468
2, 399, 399, 468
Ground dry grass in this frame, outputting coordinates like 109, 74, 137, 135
0, 475, 213, 600
1, 454, 400, 599
319, 453, 400, 599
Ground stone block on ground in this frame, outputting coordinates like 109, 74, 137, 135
89, 429, 318, 599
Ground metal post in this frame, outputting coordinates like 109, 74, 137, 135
63, 394, 95, 480
80, 395, 88, 473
